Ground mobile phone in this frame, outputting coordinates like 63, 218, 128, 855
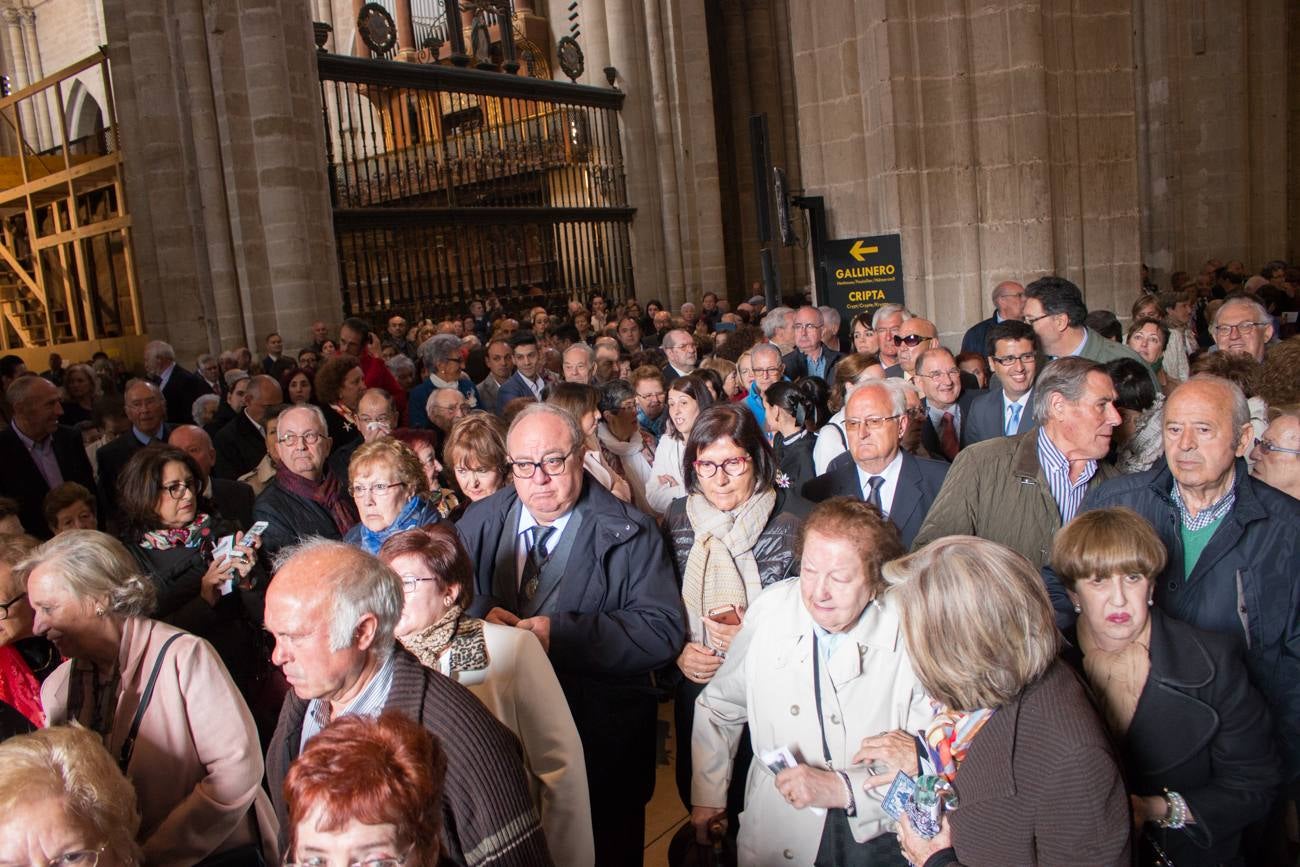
244, 521, 269, 541
707, 604, 741, 626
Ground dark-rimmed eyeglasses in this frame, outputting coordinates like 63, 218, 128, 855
0, 591, 27, 622
1213, 321, 1267, 336
991, 352, 1036, 367
892, 334, 931, 347
160, 478, 198, 500
845, 415, 900, 433
1254, 437, 1300, 457
1022, 312, 1054, 325
508, 447, 577, 479
693, 456, 751, 478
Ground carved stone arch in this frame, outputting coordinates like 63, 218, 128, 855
65, 78, 104, 143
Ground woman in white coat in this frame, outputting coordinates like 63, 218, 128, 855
647, 374, 715, 514
691, 498, 933, 866
380, 523, 595, 867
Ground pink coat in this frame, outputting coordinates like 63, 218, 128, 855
42, 617, 278, 866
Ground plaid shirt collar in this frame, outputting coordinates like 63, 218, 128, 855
1170, 469, 1237, 531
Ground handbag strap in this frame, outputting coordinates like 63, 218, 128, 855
117, 633, 184, 772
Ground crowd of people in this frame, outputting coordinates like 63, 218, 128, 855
0, 257, 1297, 867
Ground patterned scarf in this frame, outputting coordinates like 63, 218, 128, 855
924, 705, 997, 783
358, 495, 440, 554
399, 605, 489, 675
138, 513, 213, 550
681, 487, 776, 618
0, 644, 43, 727
274, 465, 358, 534
1078, 614, 1151, 736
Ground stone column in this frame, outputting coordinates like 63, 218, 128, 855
18, 8, 53, 151
2, 9, 36, 150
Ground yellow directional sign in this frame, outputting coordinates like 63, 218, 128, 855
849, 240, 878, 262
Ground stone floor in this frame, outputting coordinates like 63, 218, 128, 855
644, 699, 689, 866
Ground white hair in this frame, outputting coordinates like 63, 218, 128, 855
761, 307, 795, 340
872, 303, 913, 329
819, 306, 841, 329
191, 393, 219, 425
1212, 296, 1270, 328
846, 377, 908, 416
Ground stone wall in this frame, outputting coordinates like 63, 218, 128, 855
789, 0, 1143, 343
102, 0, 338, 361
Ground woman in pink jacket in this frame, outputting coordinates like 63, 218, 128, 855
17, 530, 279, 866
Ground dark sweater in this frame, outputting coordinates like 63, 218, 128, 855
266, 648, 553, 867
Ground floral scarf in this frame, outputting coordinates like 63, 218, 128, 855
138, 513, 213, 550
924, 704, 997, 783
399, 605, 489, 675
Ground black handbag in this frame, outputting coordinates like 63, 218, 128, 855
118, 633, 266, 867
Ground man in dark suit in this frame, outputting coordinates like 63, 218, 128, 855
145, 340, 211, 426
782, 306, 844, 381
212, 374, 282, 480
959, 280, 1025, 355
457, 403, 685, 866
259, 332, 295, 382
494, 332, 552, 408
802, 379, 947, 547
660, 328, 698, 381
0, 375, 95, 537
914, 347, 980, 462
96, 379, 171, 514
169, 424, 255, 528
963, 320, 1040, 446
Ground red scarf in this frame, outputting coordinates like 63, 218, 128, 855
0, 644, 44, 727
274, 465, 358, 535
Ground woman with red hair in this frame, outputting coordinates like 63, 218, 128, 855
283, 710, 447, 867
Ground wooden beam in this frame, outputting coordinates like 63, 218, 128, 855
32, 214, 132, 250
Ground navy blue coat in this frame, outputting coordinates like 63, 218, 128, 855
1059, 459, 1300, 787
801, 450, 948, 548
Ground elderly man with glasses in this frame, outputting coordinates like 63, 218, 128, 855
913, 347, 980, 462
456, 403, 684, 867
253, 404, 358, 562
1211, 296, 1275, 363
802, 378, 948, 547
782, 306, 844, 381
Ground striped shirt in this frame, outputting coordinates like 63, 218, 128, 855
300, 651, 396, 751
1170, 470, 1237, 531
1036, 427, 1096, 525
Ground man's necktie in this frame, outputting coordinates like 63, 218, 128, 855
939, 412, 960, 461
1005, 402, 1022, 437
519, 525, 555, 607
865, 475, 885, 515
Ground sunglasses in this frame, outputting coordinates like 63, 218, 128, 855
892, 334, 931, 347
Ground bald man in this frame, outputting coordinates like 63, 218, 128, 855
961, 280, 1026, 355
213, 374, 283, 480
170, 424, 255, 528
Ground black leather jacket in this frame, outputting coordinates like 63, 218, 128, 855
662, 488, 807, 591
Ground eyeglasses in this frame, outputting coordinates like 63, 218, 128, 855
278, 431, 324, 447
0, 592, 27, 622
636, 391, 666, 402
284, 844, 414, 867
751, 366, 782, 378
991, 352, 1036, 367
916, 368, 960, 382
508, 447, 577, 479
350, 481, 407, 498
160, 478, 198, 500
844, 415, 901, 433
357, 413, 394, 426
1022, 312, 1054, 325
792, 322, 822, 331
892, 334, 931, 347
1213, 321, 1267, 336
693, 456, 751, 478
399, 573, 440, 594
1255, 437, 1300, 457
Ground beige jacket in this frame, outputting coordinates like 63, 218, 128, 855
692, 579, 932, 867
43, 617, 278, 866
427, 621, 595, 867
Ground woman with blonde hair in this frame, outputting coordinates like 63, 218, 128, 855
60, 362, 102, 427
885, 536, 1131, 866
19, 530, 278, 865
344, 438, 442, 554
0, 725, 142, 865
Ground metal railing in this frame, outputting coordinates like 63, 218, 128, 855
318, 50, 634, 320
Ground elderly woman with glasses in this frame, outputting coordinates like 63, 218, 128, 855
20, 531, 278, 865
664, 405, 807, 818
411, 334, 481, 429
282, 712, 442, 867
343, 439, 443, 555
380, 524, 594, 865
0, 533, 52, 736
116, 445, 266, 692
691, 498, 931, 865
0, 725, 142, 865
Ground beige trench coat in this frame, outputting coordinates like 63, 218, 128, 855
692, 579, 933, 866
